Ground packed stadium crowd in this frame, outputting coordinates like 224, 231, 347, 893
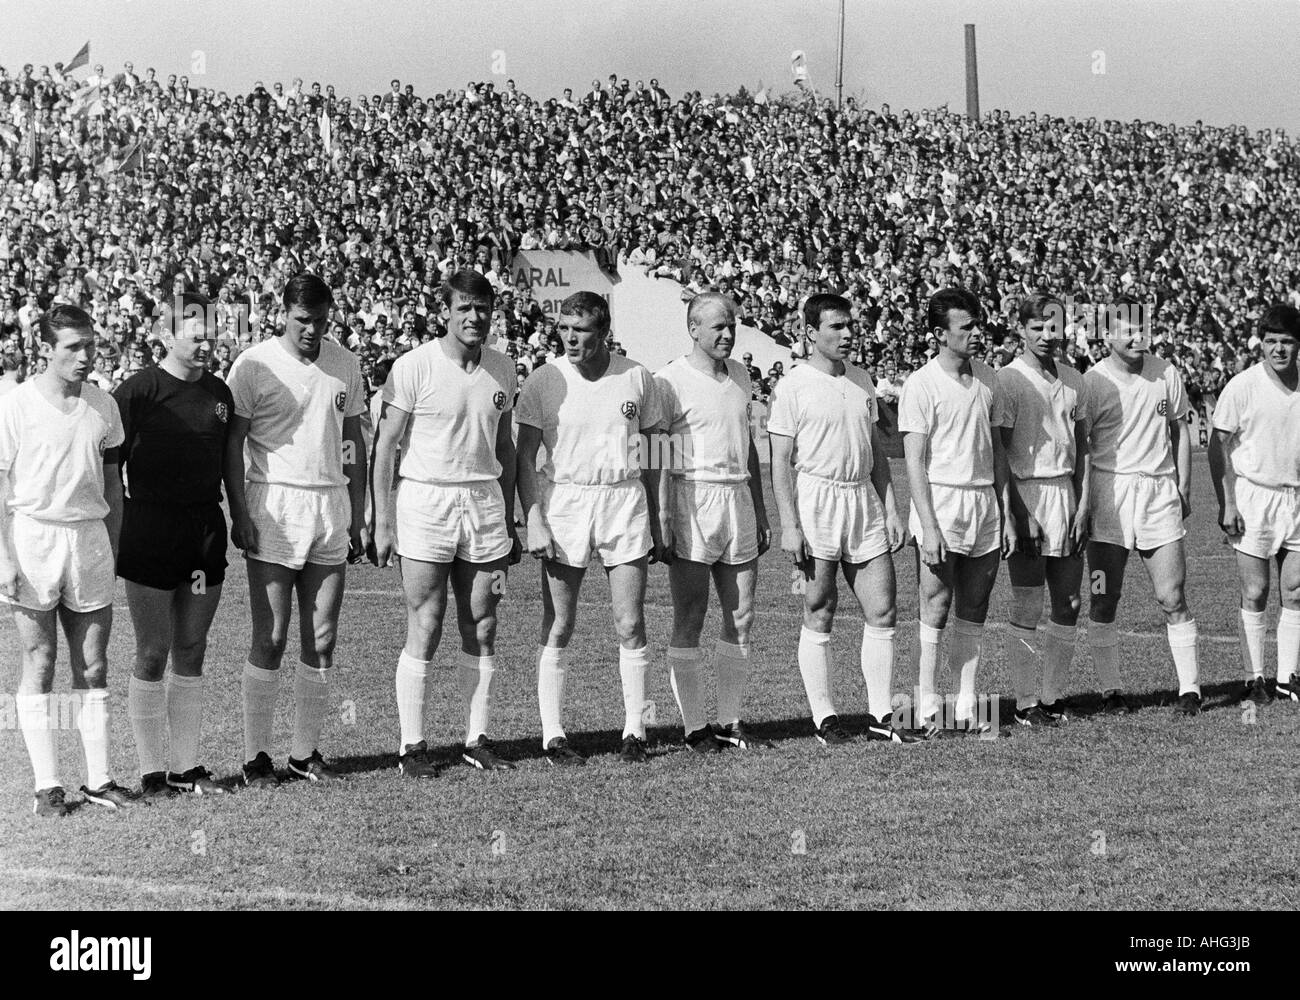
3, 59, 1298, 409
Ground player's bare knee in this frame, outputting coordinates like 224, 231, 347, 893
1051, 593, 1081, 625
250, 633, 288, 666
1154, 585, 1189, 619
1240, 579, 1269, 612
462, 615, 497, 650
612, 611, 646, 646
729, 605, 756, 641
864, 605, 896, 629
80, 663, 109, 689
170, 637, 207, 675
133, 645, 170, 681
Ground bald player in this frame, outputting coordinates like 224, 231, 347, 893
371, 270, 521, 776
899, 287, 1012, 736
1210, 304, 1300, 704
516, 291, 664, 765
769, 293, 911, 745
998, 293, 1090, 726
655, 292, 771, 752
1084, 295, 1201, 715
225, 273, 369, 786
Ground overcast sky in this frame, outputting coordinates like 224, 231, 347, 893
2, 0, 1297, 131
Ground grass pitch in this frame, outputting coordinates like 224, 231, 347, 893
2, 455, 1297, 910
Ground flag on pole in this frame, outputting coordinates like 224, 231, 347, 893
318, 109, 332, 155
117, 140, 143, 173
790, 50, 809, 84
66, 41, 91, 73
70, 83, 103, 117
21, 112, 39, 173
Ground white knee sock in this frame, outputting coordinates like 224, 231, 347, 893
619, 645, 650, 740
166, 673, 205, 775
242, 661, 280, 762
1167, 620, 1200, 696
77, 688, 111, 791
668, 646, 705, 735
395, 651, 430, 751
537, 645, 567, 747
291, 663, 329, 761
17, 693, 59, 792
797, 626, 835, 728
1238, 608, 1267, 680
1008, 624, 1039, 711
916, 622, 943, 721
950, 618, 984, 722
459, 651, 496, 746
128, 676, 167, 775
1041, 621, 1076, 706
860, 624, 895, 721
1277, 608, 1300, 683
714, 639, 751, 727
1087, 620, 1122, 693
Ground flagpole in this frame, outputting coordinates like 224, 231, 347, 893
835, 0, 846, 110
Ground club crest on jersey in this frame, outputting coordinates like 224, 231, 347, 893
621, 400, 638, 420
1157, 399, 1168, 416
214, 402, 229, 424
492, 390, 506, 411
335, 391, 347, 413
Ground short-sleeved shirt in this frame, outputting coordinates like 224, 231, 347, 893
515, 353, 661, 485
381, 341, 515, 484
227, 338, 365, 488
897, 357, 1003, 487
0, 380, 124, 522
1211, 363, 1300, 488
996, 357, 1086, 481
654, 356, 752, 483
1084, 354, 1188, 476
114, 366, 234, 506
766, 362, 878, 483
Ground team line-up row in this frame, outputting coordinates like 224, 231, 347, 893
2, 272, 1298, 815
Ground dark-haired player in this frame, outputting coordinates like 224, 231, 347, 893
1210, 304, 1300, 704
371, 270, 521, 777
225, 274, 368, 785
117, 292, 233, 796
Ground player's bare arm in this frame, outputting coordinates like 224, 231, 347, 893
224, 414, 257, 554
746, 437, 771, 555
770, 432, 809, 572
998, 424, 1039, 556
103, 448, 123, 562
869, 423, 904, 552
368, 399, 410, 567
1171, 412, 1192, 519
0, 478, 16, 599
494, 413, 521, 564
1208, 427, 1243, 537
1070, 418, 1092, 554
993, 425, 1017, 559
640, 424, 665, 564
656, 429, 676, 562
903, 430, 946, 566
342, 414, 368, 559
515, 423, 555, 560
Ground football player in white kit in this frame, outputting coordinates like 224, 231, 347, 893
225, 274, 369, 785
769, 293, 911, 745
371, 270, 521, 776
998, 293, 1091, 726
655, 293, 771, 752
0, 305, 139, 814
899, 287, 1012, 736
1083, 296, 1201, 715
1209, 304, 1300, 704
516, 291, 663, 765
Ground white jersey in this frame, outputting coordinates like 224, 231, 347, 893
997, 356, 1085, 481
897, 357, 1003, 487
1212, 363, 1300, 488
516, 354, 662, 486
766, 362, 878, 483
383, 341, 515, 484
1084, 354, 1188, 476
654, 356, 752, 484
0, 380, 124, 522
228, 338, 366, 489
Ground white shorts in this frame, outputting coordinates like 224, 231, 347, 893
1089, 470, 1185, 551
543, 479, 652, 568
247, 482, 351, 570
909, 484, 1000, 558
797, 472, 890, 563
397, 479, 511, 564
0, 514, 115, 613
1015, 475, 1077, 559
1233, 478, 1300, 559
671, 480, 758, 565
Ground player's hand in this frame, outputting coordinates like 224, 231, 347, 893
526, 519, 557, 561
1012, 510, 1042, 559
348, 523, 370, 565
884, 506, 906, 553
0, 553, 19, 601
755, 515, 772, 557
653, 519, 675, 565
920, 526, 948, 568
781, 525, 812, 576
1180, 491, 1192, 520
370, 522, 396, 568
1069, 504, 1091, 557
231, 514, 259, 556
507, 525, 523, 565
1218, 502, 1245, 539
